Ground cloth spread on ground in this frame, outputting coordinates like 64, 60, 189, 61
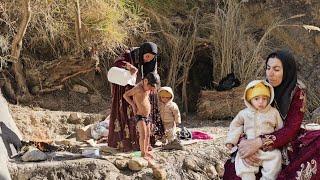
191, 130, 213, 140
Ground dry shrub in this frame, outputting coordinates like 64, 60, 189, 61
206, 0, 267, 82
136, 2, 199, 114
197, 0, 320, 118
138, 3, 193, 86
81, 0, 147, 52
0, 0, 146, 60
206, 1, 307, 83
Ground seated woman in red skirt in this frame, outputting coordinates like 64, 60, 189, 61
223, 50, 320, 180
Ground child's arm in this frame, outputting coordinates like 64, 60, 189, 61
123, 86, 139, 114
171, 103, 181, 124
225, 112, 245, 146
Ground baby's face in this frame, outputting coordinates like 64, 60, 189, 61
160, 96, 171, 103
250, 95, 269, 111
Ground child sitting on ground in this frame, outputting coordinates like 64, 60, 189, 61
225, 80, 283, 180
123, 72, 160, 159
158, 87, 183, 150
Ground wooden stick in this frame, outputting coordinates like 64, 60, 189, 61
61, 68, 94, 82
38, 85, 64, 93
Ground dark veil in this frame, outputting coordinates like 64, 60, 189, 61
266, 50, 297, 119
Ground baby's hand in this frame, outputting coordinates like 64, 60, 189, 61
226, 143, 234, 150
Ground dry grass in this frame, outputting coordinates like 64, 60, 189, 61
205, 1, 309, 83
205, 0, 267, 82
0, 0, 146, 60
136, 2, 199, 114
1, 0, 319, 116
201, 0, 320, 117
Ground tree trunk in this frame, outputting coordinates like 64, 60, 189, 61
1, 70, 16, 102
9, 0, 32, 102
74, 0, 82, 53
181, 9, 198, 120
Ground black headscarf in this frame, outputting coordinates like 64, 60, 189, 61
266, 50, 297, 119
130, 42, 158, 77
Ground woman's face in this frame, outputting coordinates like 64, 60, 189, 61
266, 57, 283, 87
143, 53, 155, 63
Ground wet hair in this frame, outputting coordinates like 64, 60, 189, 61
144, 72, 160, 87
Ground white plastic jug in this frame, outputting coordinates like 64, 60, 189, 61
107, 67, 136, 86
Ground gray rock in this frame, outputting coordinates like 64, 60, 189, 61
30, 114, 38, 126
21, 147, 47, 162
72, 84, 88, 94
116, 174, 131, 180
104, 171, 120, 180
114, 159, 128, 170
204, 164, 218, 179
83, 116, 94, 126
75, 126, 92, 141
183, 157, 200, 172
89, 94, 101, 104
215, 161, 225, 178
152, 166, 167, 180
68, 112, 82, 124
128, 157, 148, 171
